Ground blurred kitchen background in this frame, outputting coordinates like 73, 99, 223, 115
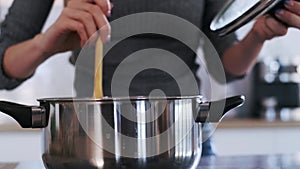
1, 0, 300, 162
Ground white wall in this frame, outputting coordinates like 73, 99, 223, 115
0, 0, 74, 162
0, 0, 75, 125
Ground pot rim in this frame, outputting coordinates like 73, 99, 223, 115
37, 95, 203, 103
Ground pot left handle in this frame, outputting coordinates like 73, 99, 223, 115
0, 101, 49, 128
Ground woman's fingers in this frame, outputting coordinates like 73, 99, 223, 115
275, 0, 300, 28
265, 15, 288, 36
252, 15, 288, 41
275, 10, 300, 28
52, 12, 88, 47
64, 8, 97, 38
67, 0, 111, 42
60, 11, 89, 46
41, 0, 113, 52
94, 0, 112, 16
66, 20, 88, 47
284, 0, 300, 16
78, 0, 112, 16
252, 0, 300, 42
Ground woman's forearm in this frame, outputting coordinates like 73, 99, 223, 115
2, 34, 50, 79
219, 0, 300, 79
222, 28, 266, 77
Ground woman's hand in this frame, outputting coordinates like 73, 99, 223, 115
37, 0, 112, 56
251, 15, 288, 42
251, 0, 300, 42
2, 0, 112, 79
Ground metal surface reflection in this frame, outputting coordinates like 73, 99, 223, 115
210, 0, 260, 30
0, 95, 244, 168
42, 98, 202, 169
210, 0, 283, 36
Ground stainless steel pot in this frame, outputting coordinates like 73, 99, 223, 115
0, 95, 244, 169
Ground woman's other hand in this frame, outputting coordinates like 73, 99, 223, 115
251, 0, 300, 42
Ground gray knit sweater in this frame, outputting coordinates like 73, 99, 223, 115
0, 0, 238, 157
0, 0, 237, 92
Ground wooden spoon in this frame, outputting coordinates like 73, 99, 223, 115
93, 38, 104, 98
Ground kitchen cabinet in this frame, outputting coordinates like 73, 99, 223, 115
0, 129, 42, 162
213, 119, 300, 156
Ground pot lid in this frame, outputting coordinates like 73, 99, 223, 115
210, 0, 282, 36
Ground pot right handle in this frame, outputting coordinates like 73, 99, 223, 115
0, 101, 48, 128
195, 95, 245, 123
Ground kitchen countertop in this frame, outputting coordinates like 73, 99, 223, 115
0, 118, 300, 132
1, 154, 300, 169
199, 154, 300, 169
217, 118, 300, 129
0, 161, 44, 169
1, 118, 300, 132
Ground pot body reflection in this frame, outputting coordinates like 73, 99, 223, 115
0, 95, 244, 168
42, 97, 202, 169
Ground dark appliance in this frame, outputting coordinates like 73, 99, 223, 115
253, 59, 300, 120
